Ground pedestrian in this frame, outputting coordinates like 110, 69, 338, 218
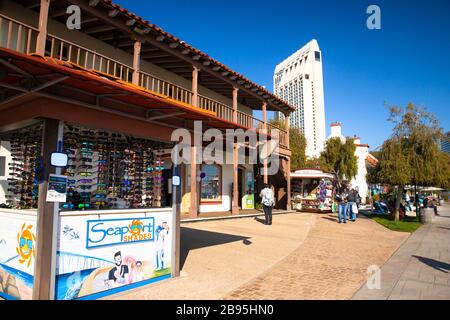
260, 183, 275, 225
346, 184, 358, 222
404, 192, 412, 212
424, 196, 439, 216
335, 184, 348, 224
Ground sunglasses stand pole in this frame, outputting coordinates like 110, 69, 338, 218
171, 144, 181, 278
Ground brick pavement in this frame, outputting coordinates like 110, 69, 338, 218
223, 213, 409, 300
353, 203, 450, 300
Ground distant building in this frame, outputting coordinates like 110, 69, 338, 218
274, 39, 326, 158
439, 132, 450, 154
328, 122, 378, 203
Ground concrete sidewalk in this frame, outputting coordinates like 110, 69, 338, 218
353, 203, 450, 300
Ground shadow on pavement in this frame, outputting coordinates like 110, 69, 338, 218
254, 217, 266, 225
438, 226, 450, 231
412, 255, 450, 273
180, 227, 251, 270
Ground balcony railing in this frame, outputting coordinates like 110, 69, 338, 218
0, 13, 288, 149
198, 94, 234, 122
46, 34, 134, 83
139, 71, 192, 105
0, 15, 38, 54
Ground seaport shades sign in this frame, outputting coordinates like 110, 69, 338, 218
86, 217, 155, 249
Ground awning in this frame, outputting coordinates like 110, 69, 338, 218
291, 169, 335, 179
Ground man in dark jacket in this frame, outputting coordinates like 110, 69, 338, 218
336, 184, 348, 224
346, 184, 359, 222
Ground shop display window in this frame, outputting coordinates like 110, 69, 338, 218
200, 164, 221, 201
61, 124, 173, 210
0, 123, 43, 209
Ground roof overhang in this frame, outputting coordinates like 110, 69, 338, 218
14, 0, 295, 114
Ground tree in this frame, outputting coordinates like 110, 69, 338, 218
371, 103, 446, 221
320, 136, 358, 184
268, 119, 307, 170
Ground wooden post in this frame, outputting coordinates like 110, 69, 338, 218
33, 118, 59, 300
189, 146, 198, 218
232, 87, 238, 123
132, 40, 142, 85
232, 143, 240, 215
285, 114, 290, 149
36, 0, 50, 55
263, 102, 268, 184
192, 67, 199, 107
284, 114, 291, 209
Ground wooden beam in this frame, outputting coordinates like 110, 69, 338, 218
192, 66, 199, 107
132, 40, 141, 85
140, 53, 173, 59
146, 111, 185, 121
50, 8, 68, 18
33, 118, 59, 300
85, 25, 117, 34
36, 0, 50, 55
189, 146, 198, 218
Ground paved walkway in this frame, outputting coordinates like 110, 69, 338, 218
353, 203, 450, 300
222, 212, 409, 300
111, 213, 315, 300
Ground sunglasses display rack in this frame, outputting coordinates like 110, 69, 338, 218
5, 125, 43, 209
62, 124, 169, 211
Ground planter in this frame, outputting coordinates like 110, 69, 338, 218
419, 207, 434, 224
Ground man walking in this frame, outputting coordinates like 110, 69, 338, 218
336, 184, 347, 224
346, 184, 359, 222
260, 183, 275, 225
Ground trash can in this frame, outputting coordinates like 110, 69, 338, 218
419, 207, 434, 224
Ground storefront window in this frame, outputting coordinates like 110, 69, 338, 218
200, 164, 221, 201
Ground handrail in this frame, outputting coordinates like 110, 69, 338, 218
0, 13, 289, 148
198, 94, 234, 122
0, 14, 39, 54
139, 71, 192, 105
46, 33, 134, 82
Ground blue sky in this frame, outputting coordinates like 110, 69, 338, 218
115, 0, 450, 150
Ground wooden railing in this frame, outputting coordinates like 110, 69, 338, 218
0, 14, 289, 149
46, 33, 133, 82
198, 95, 234, 122
139, 71, 192, 105
0, 14, 38, 54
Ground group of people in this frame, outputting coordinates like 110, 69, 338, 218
335, 183, 361, 223
373, 192, 440, 217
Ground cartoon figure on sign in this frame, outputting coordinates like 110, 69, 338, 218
155, 222, 169, 270
128, 219, 143, 235
16, 223, 36, 268
108, 251, 129, 286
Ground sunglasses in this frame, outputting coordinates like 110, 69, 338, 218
78, 203, 91, 209
78, 165, 93, 170
80, 172, 93, 177
19, 237, 33, 249
62, 203, 75, 209
80, 152, 94, 157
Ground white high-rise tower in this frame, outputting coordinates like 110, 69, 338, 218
274, 39, 326, 158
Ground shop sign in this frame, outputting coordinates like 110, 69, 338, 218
243, 171, 254, 209
46, 174, 68, 203
86, 217, 155, 249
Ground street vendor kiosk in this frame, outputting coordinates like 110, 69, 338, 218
291, 169, 335, 213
